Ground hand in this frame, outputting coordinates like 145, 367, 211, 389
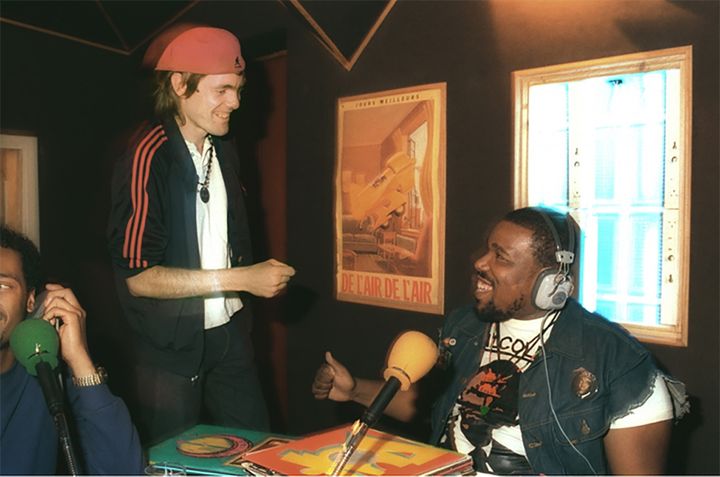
37, 284, 94, 377
240, 259, 296, 298
312, 351, 356, 402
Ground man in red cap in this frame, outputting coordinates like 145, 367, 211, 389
107, 26, 295, 445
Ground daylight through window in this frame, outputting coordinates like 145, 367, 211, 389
513, 46, 692, 346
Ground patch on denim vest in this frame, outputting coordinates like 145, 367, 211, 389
571, 367, 598, 399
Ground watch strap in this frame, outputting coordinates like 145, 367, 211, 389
72, 366, 107, 387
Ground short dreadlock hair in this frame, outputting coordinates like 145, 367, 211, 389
503, 207, 577, 269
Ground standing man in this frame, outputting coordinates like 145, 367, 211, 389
1, 225, 144, 474
107, 26, 295, 445
313, 207, 687, 475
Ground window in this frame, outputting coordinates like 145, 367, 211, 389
513, 46, 692, 346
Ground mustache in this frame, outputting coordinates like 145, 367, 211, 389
474, 270, 494, 286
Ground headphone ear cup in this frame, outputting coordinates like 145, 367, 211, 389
532, 269, 574, 310
552, 279, 574, 309
532, 269, 557, 310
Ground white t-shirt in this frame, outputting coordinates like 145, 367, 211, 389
446, 313, 673, 459
187, 137, 243, 329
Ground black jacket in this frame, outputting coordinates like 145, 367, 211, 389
107, 118, 253, 375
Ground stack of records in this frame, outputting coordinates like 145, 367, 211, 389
147, 424, 295, 475
241, 424, 474, 475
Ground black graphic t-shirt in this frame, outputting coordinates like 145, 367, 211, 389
455, 359, 521, 451
443, 314, 557, 467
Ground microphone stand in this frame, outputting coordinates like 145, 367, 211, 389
329, 419, 368, 475
55, 412, 81, 476
37, 361, 80, 476
329, 378, 401, 475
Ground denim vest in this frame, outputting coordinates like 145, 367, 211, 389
430, 300, 661, 475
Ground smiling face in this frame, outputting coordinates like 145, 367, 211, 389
174, 72, 244, 148
472, 220, 546, 321
0, 247, 35, 367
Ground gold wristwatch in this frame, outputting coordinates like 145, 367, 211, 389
72, 366, 108, 387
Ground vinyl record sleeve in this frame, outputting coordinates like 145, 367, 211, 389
148, 424, 294, 475
242, 424, 473, 475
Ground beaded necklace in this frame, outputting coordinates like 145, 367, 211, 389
198, 138, 214, 203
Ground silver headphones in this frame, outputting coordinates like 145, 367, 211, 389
531, 209, 576, 310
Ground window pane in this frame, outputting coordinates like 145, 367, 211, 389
528, 83, 569, 205
593, 130, 618, 201
626, 303, 659, 324
596, 214, 618, 293
596, 300, 617, 320
635, 123, 665, 205
629, 212, 662, 301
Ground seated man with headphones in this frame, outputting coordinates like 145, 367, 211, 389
312, 206, 688, 475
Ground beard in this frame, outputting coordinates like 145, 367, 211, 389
474, 301, 512, 323
474, 295, 527, 323
473, 270, 522, 322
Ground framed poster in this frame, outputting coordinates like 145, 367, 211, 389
0, 133, 39, 247
334, 83, 446, 314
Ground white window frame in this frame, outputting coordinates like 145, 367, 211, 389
512, 46, 692, 347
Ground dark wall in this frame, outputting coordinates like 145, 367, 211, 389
0, 24, 146, 391
1, 0, 717, 474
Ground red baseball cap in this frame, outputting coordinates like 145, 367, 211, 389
154, 26, 245, 75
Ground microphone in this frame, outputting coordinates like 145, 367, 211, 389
9, 318, 64, 415
9, 316, 82, 475
361, 330, 438, 427
330, 330, 438, 475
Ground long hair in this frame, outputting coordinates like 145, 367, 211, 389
152, 71, 205, 123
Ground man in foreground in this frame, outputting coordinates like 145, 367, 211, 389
0, 225, 143, 474
313, 207, 687, 475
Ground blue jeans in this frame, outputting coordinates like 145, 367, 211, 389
133, 321, 269, 446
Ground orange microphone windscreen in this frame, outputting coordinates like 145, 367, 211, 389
383, 330, 438, 391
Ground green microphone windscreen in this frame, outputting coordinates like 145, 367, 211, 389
9, 319, 59, 375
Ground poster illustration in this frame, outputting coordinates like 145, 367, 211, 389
335, 83, 446, 314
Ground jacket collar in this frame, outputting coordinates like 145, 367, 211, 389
457, 305, 489, 338
543, 298, 584, 359
160, 118, 238, 194
161, 118, 198, 188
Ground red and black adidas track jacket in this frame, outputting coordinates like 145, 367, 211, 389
106, 118, 253, 375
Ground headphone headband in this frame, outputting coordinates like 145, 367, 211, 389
536, 208, 575, 266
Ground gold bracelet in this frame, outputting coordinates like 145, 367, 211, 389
72, 366, 107, 387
